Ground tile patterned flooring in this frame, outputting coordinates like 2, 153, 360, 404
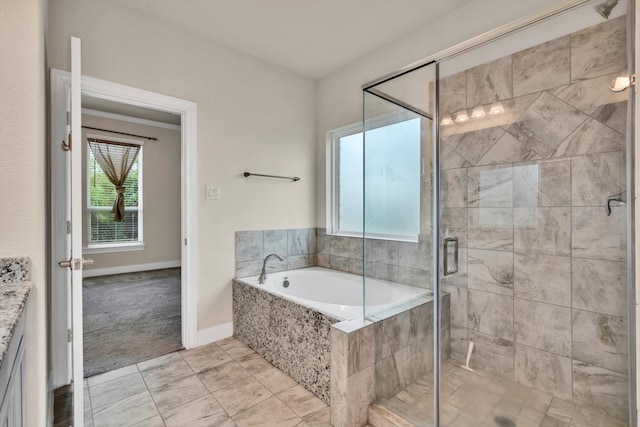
81, 337, 331, 427
61, 339, 629, 427
372, 362, 627, 427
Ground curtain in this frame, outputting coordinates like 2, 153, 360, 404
88, 138, 141, 222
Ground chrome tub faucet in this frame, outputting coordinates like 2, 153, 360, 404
258, 253, 284, 284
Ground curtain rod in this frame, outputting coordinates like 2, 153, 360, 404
81, 126, 158, 141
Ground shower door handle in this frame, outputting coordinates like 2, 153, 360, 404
443, 237, 458, 276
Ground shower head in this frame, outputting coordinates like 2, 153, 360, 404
594, 0, 619, 19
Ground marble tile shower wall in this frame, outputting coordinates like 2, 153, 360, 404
235, 228, 317, 277
316, 228, 432, 289
440, 16, 629, 421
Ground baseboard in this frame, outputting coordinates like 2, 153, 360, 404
82, 260, 181, 278
197, 322, 234, 346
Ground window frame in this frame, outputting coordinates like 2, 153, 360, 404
84, 134, 145, 253
327, 113, 421, 242
328, 122, 363, 238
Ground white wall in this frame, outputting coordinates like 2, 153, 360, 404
0, 0, 48, 425
47, 1, 317, 331
81, 114, 182, 271
316, 0, 577, 226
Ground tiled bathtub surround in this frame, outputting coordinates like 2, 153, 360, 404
235, 228, 316, 277
330, 295, 450, 427
236, 227, 432, 290
233, 272, 449, 425
440, 16, 629, 421
316, 228, 432, 289
232, 278, 339, 404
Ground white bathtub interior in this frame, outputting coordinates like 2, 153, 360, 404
241, 266, 430, 320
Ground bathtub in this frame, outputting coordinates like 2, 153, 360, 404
232, 266, 435, 403
240, 266, 430, 320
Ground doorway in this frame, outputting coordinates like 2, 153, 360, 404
80, 97, 183, 376
49, 70, 199, 391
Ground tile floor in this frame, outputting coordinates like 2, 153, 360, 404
63, 338, 630, 427
372, 361, 627, 427
82, 337, 331, 427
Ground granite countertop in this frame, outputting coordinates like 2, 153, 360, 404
0, 258, 32, 370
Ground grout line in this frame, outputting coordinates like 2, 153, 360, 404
219, 339, 325, 416
216, 350, 297, 422
174, 345, 257, 422
512, 149, 517, 383
135, 364, 163, 422
569, 32, 572, 85
143, 352, 218, 424
85, 380, 95, 427
207, 390, 232, 422
510, 53, 514, 99
90, 389, 153, 421
569, 140, 575, 402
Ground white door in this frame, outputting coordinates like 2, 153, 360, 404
54, 36, 90, 427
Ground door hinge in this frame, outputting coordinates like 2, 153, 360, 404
184, 238, 187, 246
66, 220, 71, 235
67, 329, 72, 342
66, 111, 70, 125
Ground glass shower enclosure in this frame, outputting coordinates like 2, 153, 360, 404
363, 63, 441, 426
362, 2, 635, 426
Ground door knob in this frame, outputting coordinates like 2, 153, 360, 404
58, 257, 73, 269
58, 257, 94, 270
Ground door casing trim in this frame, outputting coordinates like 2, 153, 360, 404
49, 68, 198, 387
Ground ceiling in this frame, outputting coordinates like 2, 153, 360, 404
113, 0, 477, 80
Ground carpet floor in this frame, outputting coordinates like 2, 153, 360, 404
83, 268, 182, 377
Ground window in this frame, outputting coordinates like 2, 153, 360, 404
328, 117, 421, 240
86, 140, 143, 250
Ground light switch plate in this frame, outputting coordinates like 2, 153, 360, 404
206, 186, 220, 200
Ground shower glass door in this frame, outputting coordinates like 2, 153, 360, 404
437, 4, 634, 426
361, 2, 635, 426
363, 63, 440, 426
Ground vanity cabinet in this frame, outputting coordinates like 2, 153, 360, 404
0, 315, 26, 427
